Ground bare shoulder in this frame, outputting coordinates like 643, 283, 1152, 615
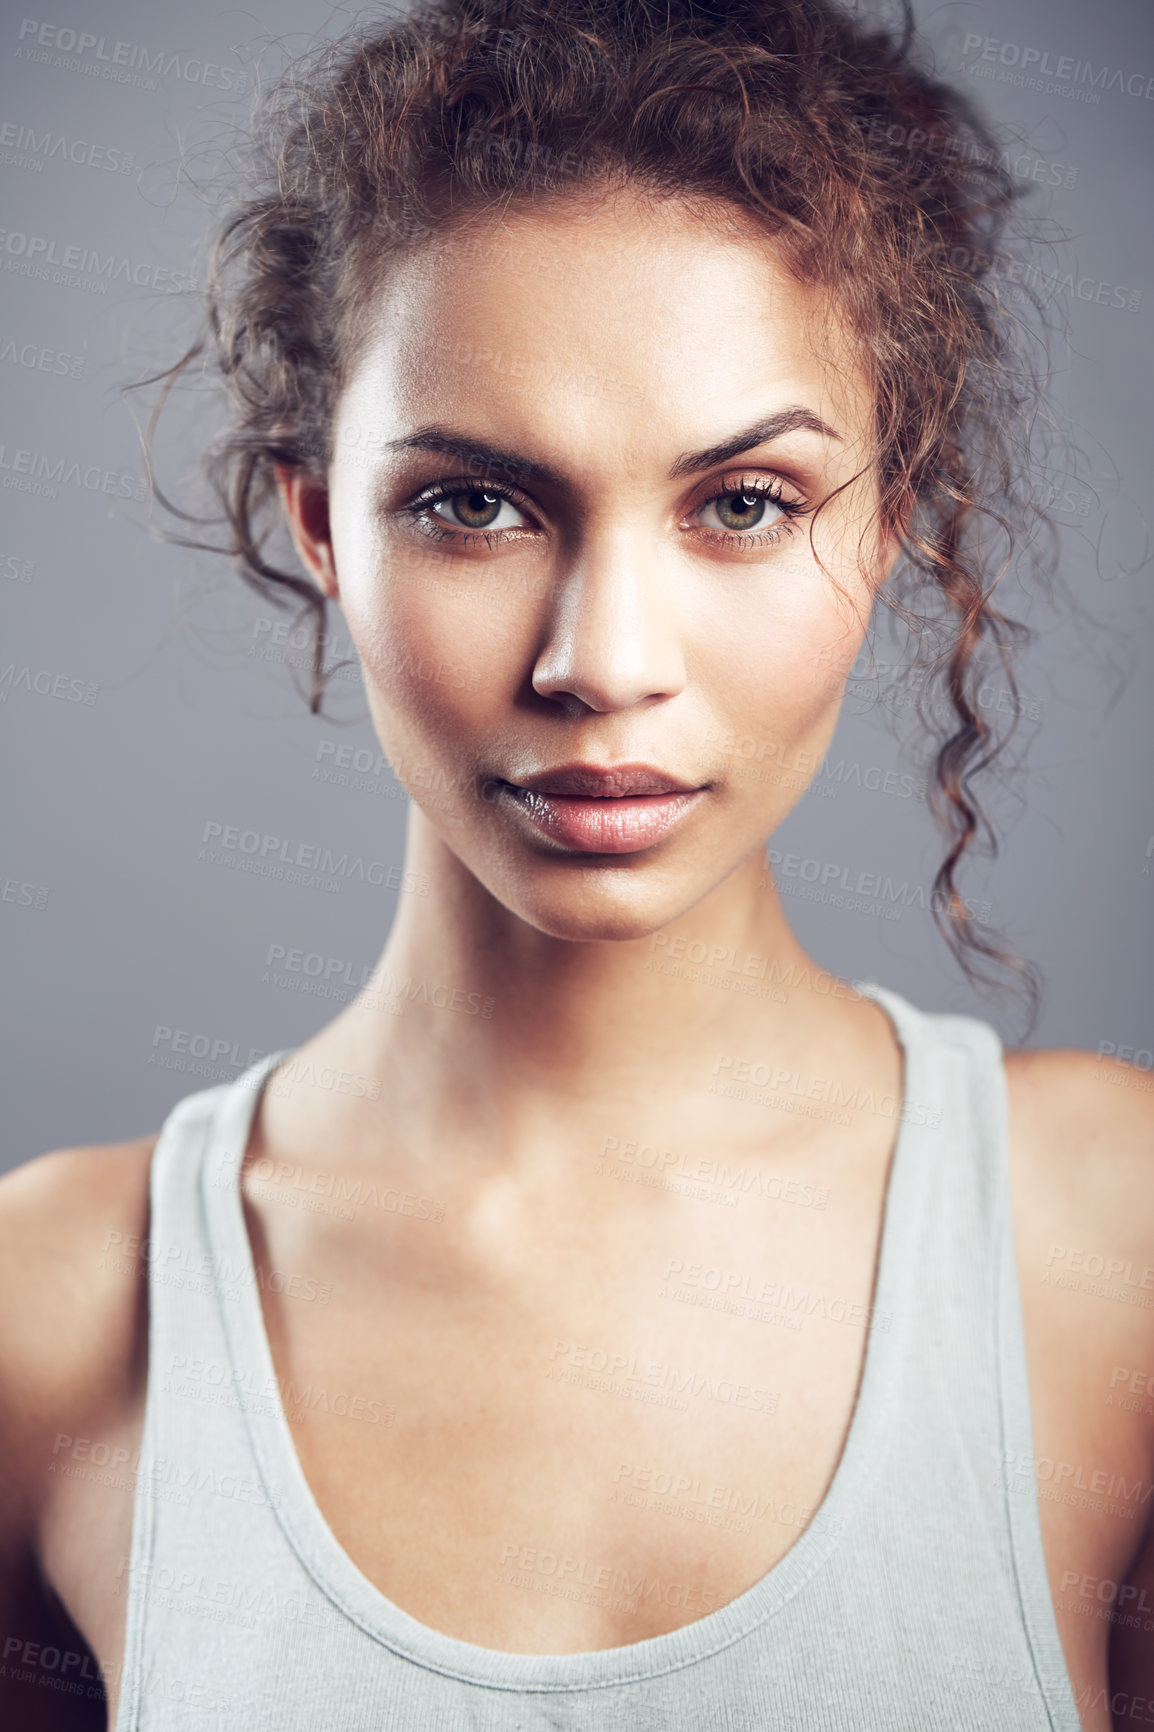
0, 1139, 156, 1535
1004, 1046, 1154, 1233
1003, 1046, 1154, 1412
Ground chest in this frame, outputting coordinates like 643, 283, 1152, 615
51, 1145, 1150, 1727
269, 1316, 874, 1653
247, 1164, 893, 1651
238, 1161, 1152, 1721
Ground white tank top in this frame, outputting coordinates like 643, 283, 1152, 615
112, 984, 1083, 1728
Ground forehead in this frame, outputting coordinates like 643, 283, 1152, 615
335, 188, 871, 475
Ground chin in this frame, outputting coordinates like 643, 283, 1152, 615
495, 865, 712, 947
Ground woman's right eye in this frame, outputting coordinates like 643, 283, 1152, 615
426, 489, 529, 532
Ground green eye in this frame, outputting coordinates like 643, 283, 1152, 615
695, 481, 793, 540
713, 491, 769, 531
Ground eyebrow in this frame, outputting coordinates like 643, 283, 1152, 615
384, 428, 565, 487
668, 408, 842, 478
384, 405, 841, 488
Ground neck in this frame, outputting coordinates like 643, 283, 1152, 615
295, 811, 876, 1170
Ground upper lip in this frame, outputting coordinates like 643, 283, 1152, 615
506, 763, 702, 797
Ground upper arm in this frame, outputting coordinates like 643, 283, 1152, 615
0, 1141, 156, 1728
0, 1141, 155, 1586
1005, 1044, 1154, 1400
1107, 1494, 1154, 1713
1005, 1049, 1154, 1712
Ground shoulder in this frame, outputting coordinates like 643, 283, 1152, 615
1004, 1046, 1154, 1227
0, 1140, 156, 1539
1003, 1046, 1154, 1397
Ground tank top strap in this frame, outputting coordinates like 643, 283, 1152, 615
115, 1056, 293, 1730
858, 978, 1006, 1222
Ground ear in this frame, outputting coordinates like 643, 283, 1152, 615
865, 498, 909, 597
877, 523, 905, 588
274, 464, 339, 601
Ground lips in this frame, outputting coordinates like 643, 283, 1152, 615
492, 762, 706, 854
515, 763, 698, 798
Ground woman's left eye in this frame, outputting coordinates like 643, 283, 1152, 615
693, 487, 787, 535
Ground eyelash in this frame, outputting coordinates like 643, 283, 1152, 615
401, 471, 808, 551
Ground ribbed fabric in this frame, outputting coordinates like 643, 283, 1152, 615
113, 985, 1083, 1730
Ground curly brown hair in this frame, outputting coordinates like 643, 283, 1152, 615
133, 0, 1049, 1010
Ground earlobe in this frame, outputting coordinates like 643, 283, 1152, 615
874, 516, 907, 592
882, 533, 905, 588
274, 464, 340, 601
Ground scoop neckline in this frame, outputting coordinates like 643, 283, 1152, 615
200, 981, 929, 1691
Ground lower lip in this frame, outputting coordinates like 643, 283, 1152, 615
499, 786, 704, 853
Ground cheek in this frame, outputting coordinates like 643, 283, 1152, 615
340, 577, 515, 769
701, 572, 870, 764
354, 611, 461, 739
331, 487, 538, 723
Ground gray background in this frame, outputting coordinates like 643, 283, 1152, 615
2, 0, 1151, 1169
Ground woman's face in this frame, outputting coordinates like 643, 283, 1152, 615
292, 187, 895, 941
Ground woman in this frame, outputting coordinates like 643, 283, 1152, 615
1, 0, 1151, 1726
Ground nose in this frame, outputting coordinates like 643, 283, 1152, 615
531, 530, 688, 715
